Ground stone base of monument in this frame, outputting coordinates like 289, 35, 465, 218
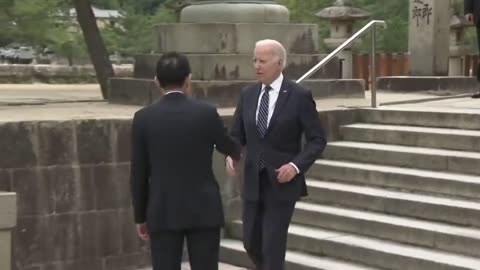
377, 76, 478, 93
133, 54, 340, 81
109, 78, 365, 107
155, 23, 318, 54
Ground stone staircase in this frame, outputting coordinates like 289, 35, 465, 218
219, 108, 480, 270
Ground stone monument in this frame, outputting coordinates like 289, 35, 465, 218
316, 0, 370, 79
408, 0, 450, 75
109, 0, 366, 106
378, 0, 477, 93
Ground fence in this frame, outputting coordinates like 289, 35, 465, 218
352, 53, 479, 89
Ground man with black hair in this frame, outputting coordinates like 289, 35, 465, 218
130, 52, 241, 270
465, 0, 480, 98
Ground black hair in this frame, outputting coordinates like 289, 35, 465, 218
155, 52, 191, 89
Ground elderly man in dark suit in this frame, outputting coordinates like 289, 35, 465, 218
226, 39, 327, 270
131, 52, 241, 270
465, 0, 480, 98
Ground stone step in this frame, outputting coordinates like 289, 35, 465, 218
220, 239, 381, 270
308, 159, 480, 199
305, 180, 480, 227
323, 141, 480, 175
359, 108, 480, 130
227, 221, 480, 270
292, 201, 480, 257
340, 123, 480, 152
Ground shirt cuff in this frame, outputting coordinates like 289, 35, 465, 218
289, 162, 300, 174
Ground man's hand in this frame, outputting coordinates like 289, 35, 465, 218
226, 156, 237, 177
276, 163, 297, 183
136, 223, 149, 241
466, 13, 474, 23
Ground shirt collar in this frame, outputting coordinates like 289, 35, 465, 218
164, 90, 184, 95
262, 73, 283, 93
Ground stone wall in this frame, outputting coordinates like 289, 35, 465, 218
0, 65, 133, 84
0, 118, 149, 270
0, 108, 359, 270
0, 192, 16, 270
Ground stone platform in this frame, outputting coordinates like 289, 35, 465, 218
109, 78, 366, 107
377, 76, 478, 93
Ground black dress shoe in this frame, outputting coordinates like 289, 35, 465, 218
472, 92, 480, 98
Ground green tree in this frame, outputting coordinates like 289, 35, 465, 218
101, 3, 176, 55
275, 0, 409, 53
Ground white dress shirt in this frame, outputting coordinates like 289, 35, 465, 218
255, 73, 300, 174
255, 73, 283, 126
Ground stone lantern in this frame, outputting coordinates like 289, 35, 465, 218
449, 11, 471, 76
316, 0, 370, 78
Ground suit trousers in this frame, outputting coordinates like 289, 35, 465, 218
150, 227, 220, 270
242, 170, 296, 270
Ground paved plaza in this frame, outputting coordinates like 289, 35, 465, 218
0, 84, 478, 122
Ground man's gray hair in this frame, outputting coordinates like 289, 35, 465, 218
255, 39, 287, 69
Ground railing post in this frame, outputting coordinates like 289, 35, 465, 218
371, 26, 377, 108
0, 192, 16, 270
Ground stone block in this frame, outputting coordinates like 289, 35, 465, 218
408, 0, 449, 75
76, 212, 99, 260
11, 168, 53, 216
377, 76, 478, 92
75, 120, 113, 165
48, 214, 81, 261
155, 23, 318, 54
93, 164, 131, 210
96, 210, 121, 257
301, 79, 365, 99
13, 216, 51, 267
111, 120, 132, 163
0, 231, 12, 270
0, 122, 37, 169
118, 208, 142, 254
109, 78, 158, 106
0, 65, 132, 84
0, 170, 12, 192
134, 54, 339, 80
46, 166, 95, 214
103, 252, 151, 270
37, 121, 76, 166
109, 78, 365, 107
180, 2, 289, 23
0, 193, 16, 229
43, 259, 102, 270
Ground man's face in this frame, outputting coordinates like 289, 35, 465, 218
253, 45, 283, 85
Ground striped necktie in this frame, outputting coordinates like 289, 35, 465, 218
257, 85, 272, 138
258, 85, 272, 170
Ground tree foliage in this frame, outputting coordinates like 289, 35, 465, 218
276, 0, 409, 53
3, 0, 478, 55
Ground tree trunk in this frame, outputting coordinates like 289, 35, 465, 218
72, 0, 114, 99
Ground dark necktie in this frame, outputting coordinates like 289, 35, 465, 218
258, 85, 272, 170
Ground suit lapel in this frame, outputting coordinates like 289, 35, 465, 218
249, 83, 263, 137
267, 78, 290, 133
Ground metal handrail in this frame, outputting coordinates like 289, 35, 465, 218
296, 20, 387, 108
